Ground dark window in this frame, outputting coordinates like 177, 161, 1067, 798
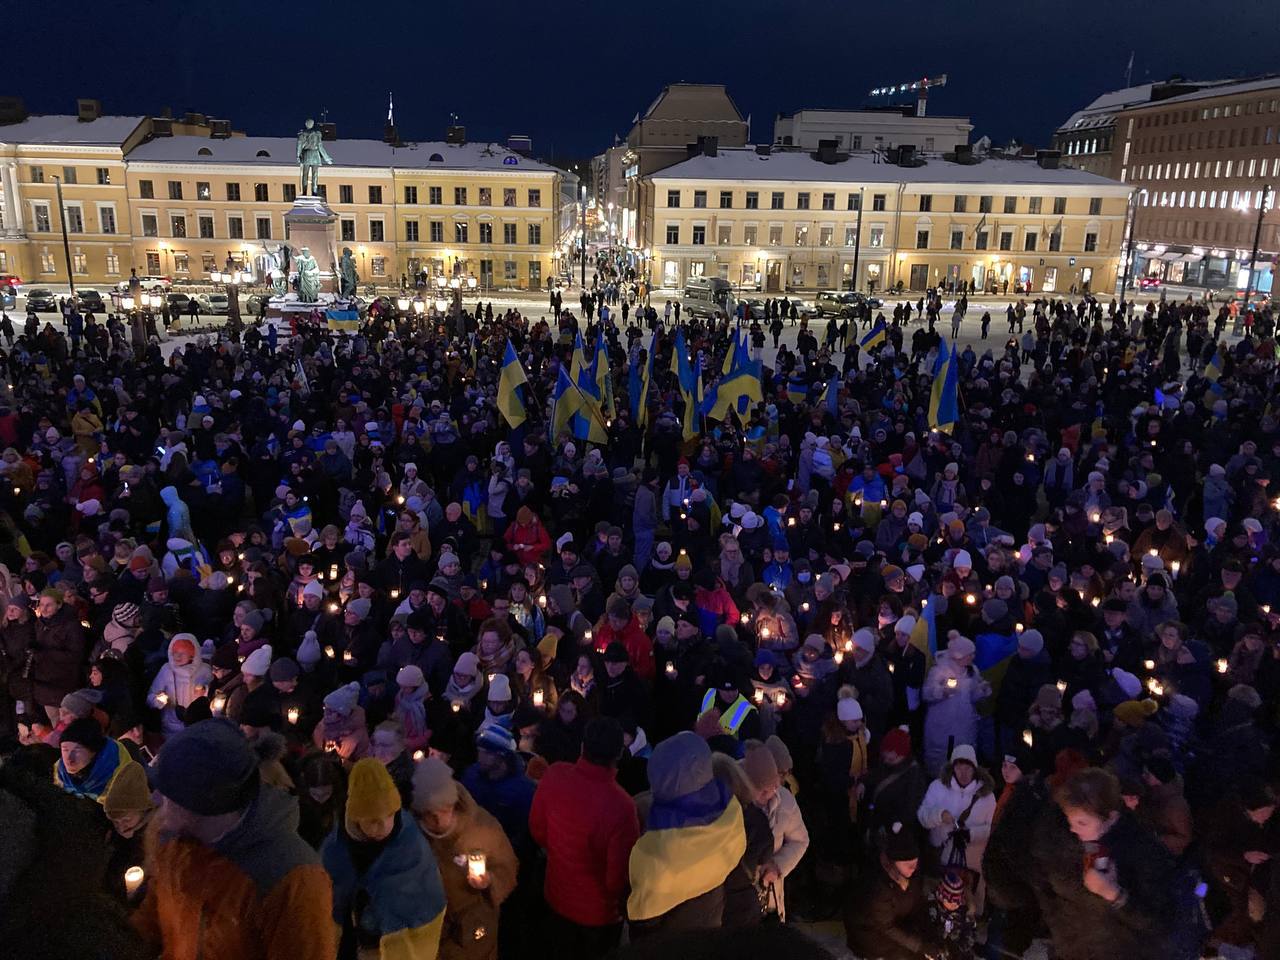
198, 216, 214, 239
454, 187, 467, 205
369, 220, 384, 242
527, 189, 541, 207
1053, 197, 1067, 215
340, 219, 356, 241
1089, 197, 1102, 215
915, 230, 929, 249
953, 195, 967, 212
771, 192, 785, 209
978, 195, 992, 212
847, 193, 860, 211
139, 179, 154, 199
282, 184, 296, 203
96, 167, 110, 185
368, 185, 383, 204
796, 192, 810, 210
1024, 232, 1037, 251
1003, 196, 1017, 214
693, 190, 707, 208
919, 194, 932, 212
225, 183, 241, 201
196, 181, 211, 200
527, 224, 541, 244
253, 183, 268, 202
168, 180, 183, 200
430, 221, 444, 243
719, 191, 733, 209
339, 184, 353, 204
822, 192, 835, 210
405, 221, 419, 242
975, 231, 988, 250
872, 194, 886, 211
1084, 232, 1098, 252
255, 216, 271, 239
503, 223, 517, 244
404, 185, 418, 204
666, 190, 680, 208
745, 191, 759, 209
692, 226, 705, 245
479, 222, 493, 243
228, 217, 243, 239
666, 224, 679, 244
429, 186, 442, 204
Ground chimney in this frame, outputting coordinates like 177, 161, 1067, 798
815, 138, 839, 164
0, 96, 27, 125
686, 142, 701, 159
446, 125, 466, 144
698, 135, 718, 158
754, 144, 772, 156
151, 117, 174, 137
1036, 149, 1061, 170
76, 98, 102, 122
897, 144, 917, 166
183, 112, 206, 127
209, 119, 232, 139
384, 120, 399, 146
319, 122, 337, 141
954, 143, 973, 161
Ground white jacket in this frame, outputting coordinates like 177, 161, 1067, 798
758, 786, 810, 920
917, 774, 996, 873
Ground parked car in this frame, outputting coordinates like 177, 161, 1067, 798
245, 294, 269, 315
166, 293, 192, 313
205, 293, 231, 315
0, 274, 22, 294
25, 288, 59, 312
815, 290, 880, 316
1138, 276, 1162, 290
114, 275, 172, 292
75, 289, 106, 312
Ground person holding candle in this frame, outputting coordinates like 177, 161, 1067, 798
322, 757, 446, 959
312, 681, 371, 768
922, 635, 989, 774
413, 754, 518, 959
146, 633, 208, 736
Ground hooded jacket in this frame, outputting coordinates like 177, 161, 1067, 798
147, 636, 207, 735
133, 786, 336, 960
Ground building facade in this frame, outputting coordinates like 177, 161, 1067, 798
1113, 77, 1279, 295
644, 147, 1131, 296
773, 108, 972, 155
0, 111, 566, 291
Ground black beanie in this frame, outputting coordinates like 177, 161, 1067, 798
883, 822, 920, 862
61, 717, 107, 753
151, 718, 260, 815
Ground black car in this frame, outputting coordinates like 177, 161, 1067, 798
75, 289, 106, 312
25, 288, 59, 312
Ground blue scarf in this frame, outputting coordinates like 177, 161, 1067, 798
56, 738, 124, 799
648, 777, 732, 830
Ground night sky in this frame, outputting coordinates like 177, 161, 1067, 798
13, 0, 1279, 163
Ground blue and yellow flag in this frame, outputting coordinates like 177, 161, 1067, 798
551, 365, 581, 442
1205, 349, 1224, 383
672, 329, 700, 440
860, 319, 887, 350
633, 331, 657, 428
821, 378, 840, 417
786, 375, 809, 405
594, 329, 615, 419
928, 339, 960, 433
497, 340, 529, 429
704, 331, 763, 422
569, 332, 609, 443
909, 594, 939, 668
722, 328, 741, 377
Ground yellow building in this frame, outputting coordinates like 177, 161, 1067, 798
0, 109, 149, 286
1, 109, 566, 291
644, 145, 1133, 295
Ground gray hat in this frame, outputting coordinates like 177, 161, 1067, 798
1017, 629, 1045, 656
982, 598, 1008, 622
150, 719, 260, 815
347, 597, 372, 622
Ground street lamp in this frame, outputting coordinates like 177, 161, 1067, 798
1235, 184, 1273, 311
1119, 188, 1149, 306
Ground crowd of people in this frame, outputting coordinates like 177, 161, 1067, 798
1, 275, 1279, 960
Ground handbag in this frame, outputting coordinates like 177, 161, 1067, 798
757, 882, 781, 927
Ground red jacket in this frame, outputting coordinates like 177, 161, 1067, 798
503, 518, 551, 565
529, 758, 639, 926
593, 615, 655, 681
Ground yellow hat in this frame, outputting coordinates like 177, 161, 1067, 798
1113, 698, 1159, 727
102, 761, 155, 819
537, 628, 561, 662
345, 758, 402, 822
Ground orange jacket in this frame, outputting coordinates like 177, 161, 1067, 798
132, 787, 335, 960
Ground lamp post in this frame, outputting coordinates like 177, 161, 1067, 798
1118, 188, 1148, 307
579, 184, 587, 290
211, 266, 251, 337
1237, 183, 1273, 312
51, 175, 76, 297
850, 187, 865, 291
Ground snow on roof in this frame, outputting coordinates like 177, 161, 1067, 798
126, 135, 560, 173
0, 114, 146, 146
1056, 84, 1155, 133
649, 148, 1127, 188
1131, 74, 1280, 108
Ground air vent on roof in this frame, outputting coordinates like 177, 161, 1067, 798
814, 139, 841, 164
76, 98, 101, 122
256, 149, 271, 158
755, 144, 771, 156
429, 153, 444, 162
445, 125, 466, 144
183, 112, 206, 126
209, 119, 231, 139
197, 147, 212, 156
319, 122, 337, 141
1036, 149, 1061, 170
151, 118, 173, 137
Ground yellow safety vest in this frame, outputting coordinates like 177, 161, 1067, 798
699, 690, 756, 736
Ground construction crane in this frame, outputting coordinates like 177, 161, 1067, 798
868, 74, 948, 117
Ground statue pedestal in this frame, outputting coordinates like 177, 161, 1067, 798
284, 195, 338, 301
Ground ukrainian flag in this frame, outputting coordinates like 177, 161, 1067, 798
570, 333, 609, 443
672, 329, 700, 441
909, 594, 939, 667
860, 319, 887, 350
928, 340, 960, 433
1205, 349, 1224, 383
594, 330, 615, 419
722, 328, 741, 377
632, 331, 657, 427
786, 376, 809, 405
821, 378, 839, 417
704, 332, 763, 423
551, 365, 582, 442
497, 340, 529, 429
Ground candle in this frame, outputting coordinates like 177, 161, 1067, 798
1143, 659, 1156, 671
1104, 533, 1114, 544
325, 740, 338, 753
1090, 511, 1101, 524
833, 650, 844, 664
1170, 561, 1180, 578
468, 852, 488, 880
1056, 680, 1067, 694
1090, 597, 1100, 607
451, 701, 462, 713
664, 662, 677, 677
832, 522, 841, 532
1265, 605, 1273, 615
324, 645, 336, 659
390, 589, 400, 599
1015, 622, 1024, 633
1148, 549, 1158, 558
287, 706, 300, 724
413, 749, 425, 762
211, 694, 226, 715
1022, 730, 1034, 747
1216, 658, 1229, 674
964, 593, 977, 605
329, 602, 339, 613
538, 594, 547, 608
946, 677, 958, 689
787, 517, 796, 527
759, 626, 771, 639
774, 691, 787, 706
342, 649, 354, 664
397, 495, 406, 505
11, 486, 19, 496
740, 612, 750, 624
329, 564, 338, 580
155, 691, 169, 707
1147, 678, 1164, 696
532, 689, 545, 707
584, 629, 593, 641
754, 688, 765, 703
887, 661, 895, 674
124, 866, 145, 898
801, 602, 810, 612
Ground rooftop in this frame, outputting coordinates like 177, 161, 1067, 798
649, 147, 1128, 188
639, 84, 745, 124
1129, 74, 1280, 109
1056, 84, 1155, 133
0, 113, 146, 146
126, 135, 560, 172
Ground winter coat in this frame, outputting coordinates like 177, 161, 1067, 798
1030, 809, 1175, 960
321, 811, 446, 959
592, 615, 655, 681
460, 759, 537, 858
922, 653, 990, 774
529, 758, 640, 926
983, 777, 1048, 912
1136, 779, 1193, 858
146, 637, 207, 735
311, 705, 372, 768
421, 784, 518, 960
722, 800, 776, 928
843, 857, 925, 960
133, 785, 336, 960
861, 758, 929, 842
31, 605, 86, 707
918, 765, 996, 875
756, 785, 810, 920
